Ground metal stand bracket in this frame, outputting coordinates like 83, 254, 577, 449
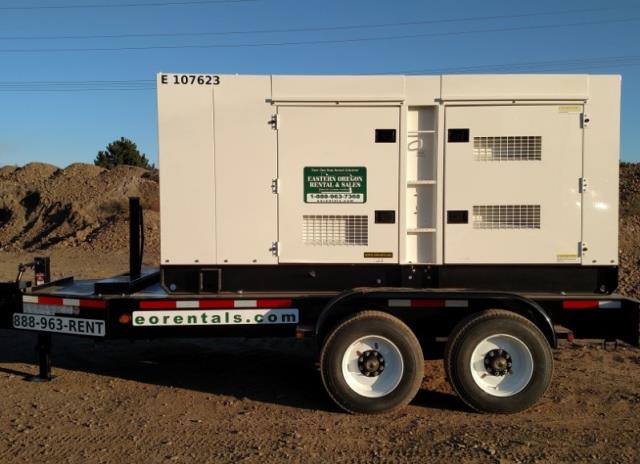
25, 332, 54, 382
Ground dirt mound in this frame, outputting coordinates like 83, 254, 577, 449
61, 162, 105, 179
0, 162, 159, 253
0, 165, 19, 178
619, 163, 640, 298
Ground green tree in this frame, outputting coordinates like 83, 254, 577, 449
94, 137, 153, 169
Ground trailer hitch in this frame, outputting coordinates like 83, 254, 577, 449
16, 257, 50, 287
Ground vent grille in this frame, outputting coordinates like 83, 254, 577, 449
472, 205, 541, 229
474, 136, 542, 161
303, 215, 368, 246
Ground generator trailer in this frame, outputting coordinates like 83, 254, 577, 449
0, 73, 638, 414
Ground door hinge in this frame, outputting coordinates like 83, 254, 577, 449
580, 241, 588, 256
271, 178, 280, 194
270, 241, 280, 256
270, 114, 280, 130
579, 177, 588, 193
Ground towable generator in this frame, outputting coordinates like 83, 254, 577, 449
1, 73, 638, 414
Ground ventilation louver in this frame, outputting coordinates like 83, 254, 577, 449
474, 136, 542, 161
303, 215, 368, 246
472, 205, 541, 229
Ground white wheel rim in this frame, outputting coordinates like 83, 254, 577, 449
470, 333, 534, 397
341, 335, 404, 398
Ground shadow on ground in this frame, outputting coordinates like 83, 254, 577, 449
0, 329, 464, 413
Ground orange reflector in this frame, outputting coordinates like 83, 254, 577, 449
119, 314, 132, 325
295, 330, 305, 339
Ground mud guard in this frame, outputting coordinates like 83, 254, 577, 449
314, 288, 557, 348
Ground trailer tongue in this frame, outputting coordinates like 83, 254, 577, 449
1, 73, 638, 414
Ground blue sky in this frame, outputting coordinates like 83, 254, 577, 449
0, 0, 639, 167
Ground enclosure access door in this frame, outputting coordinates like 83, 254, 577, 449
277, 105, 400, 263
444, 105, 583, 264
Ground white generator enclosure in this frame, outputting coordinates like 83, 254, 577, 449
157, 73, 620, 270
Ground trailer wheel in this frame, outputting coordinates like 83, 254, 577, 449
320, 311, 423, 414
444, 310, 553, 414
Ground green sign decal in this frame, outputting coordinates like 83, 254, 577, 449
304, 167, 367, 204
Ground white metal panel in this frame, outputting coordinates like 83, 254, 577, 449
444, 105, 583, 264
404, 76, 441, 105
277, 106, 400, 263
582, 76, 620, 265
442, 75, 589, 101
213, 76, 278, 264
157, 73, 216, 265
271, 75, 404, 102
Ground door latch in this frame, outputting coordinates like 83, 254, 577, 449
270, 114, 280, 130
270, 241, 280, 256
580, 241, 588, 256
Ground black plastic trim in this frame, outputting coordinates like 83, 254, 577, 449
447, 210, 468, 224
374, 210, 396, 224
375, 129, 397, 143
448, 128, 470, 143
161, 264, 618, 295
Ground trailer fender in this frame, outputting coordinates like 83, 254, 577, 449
314, 289, 557, 348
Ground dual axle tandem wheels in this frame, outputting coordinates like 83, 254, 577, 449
320, 310, 553, 414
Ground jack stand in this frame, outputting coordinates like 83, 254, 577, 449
25, 332, 54, 382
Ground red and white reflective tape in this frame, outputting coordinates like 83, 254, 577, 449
562, 300, 622, 310
22, 295, 107, 309
138, 299, 293, 310
388, 299, 468, 308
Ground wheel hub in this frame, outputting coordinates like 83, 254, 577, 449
358, 350, 386, 377
484, 348, 512, 376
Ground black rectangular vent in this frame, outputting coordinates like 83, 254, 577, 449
201, 268, 221, 293
375, 129, 397, 143
448, 128, 470, 143
447, 210, 469, 224
375, 210, 396, 224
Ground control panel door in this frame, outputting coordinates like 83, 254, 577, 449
277, 106, 400, 263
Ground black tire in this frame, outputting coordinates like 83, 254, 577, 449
320, 311, 424, 414
444, 310, 553, 414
